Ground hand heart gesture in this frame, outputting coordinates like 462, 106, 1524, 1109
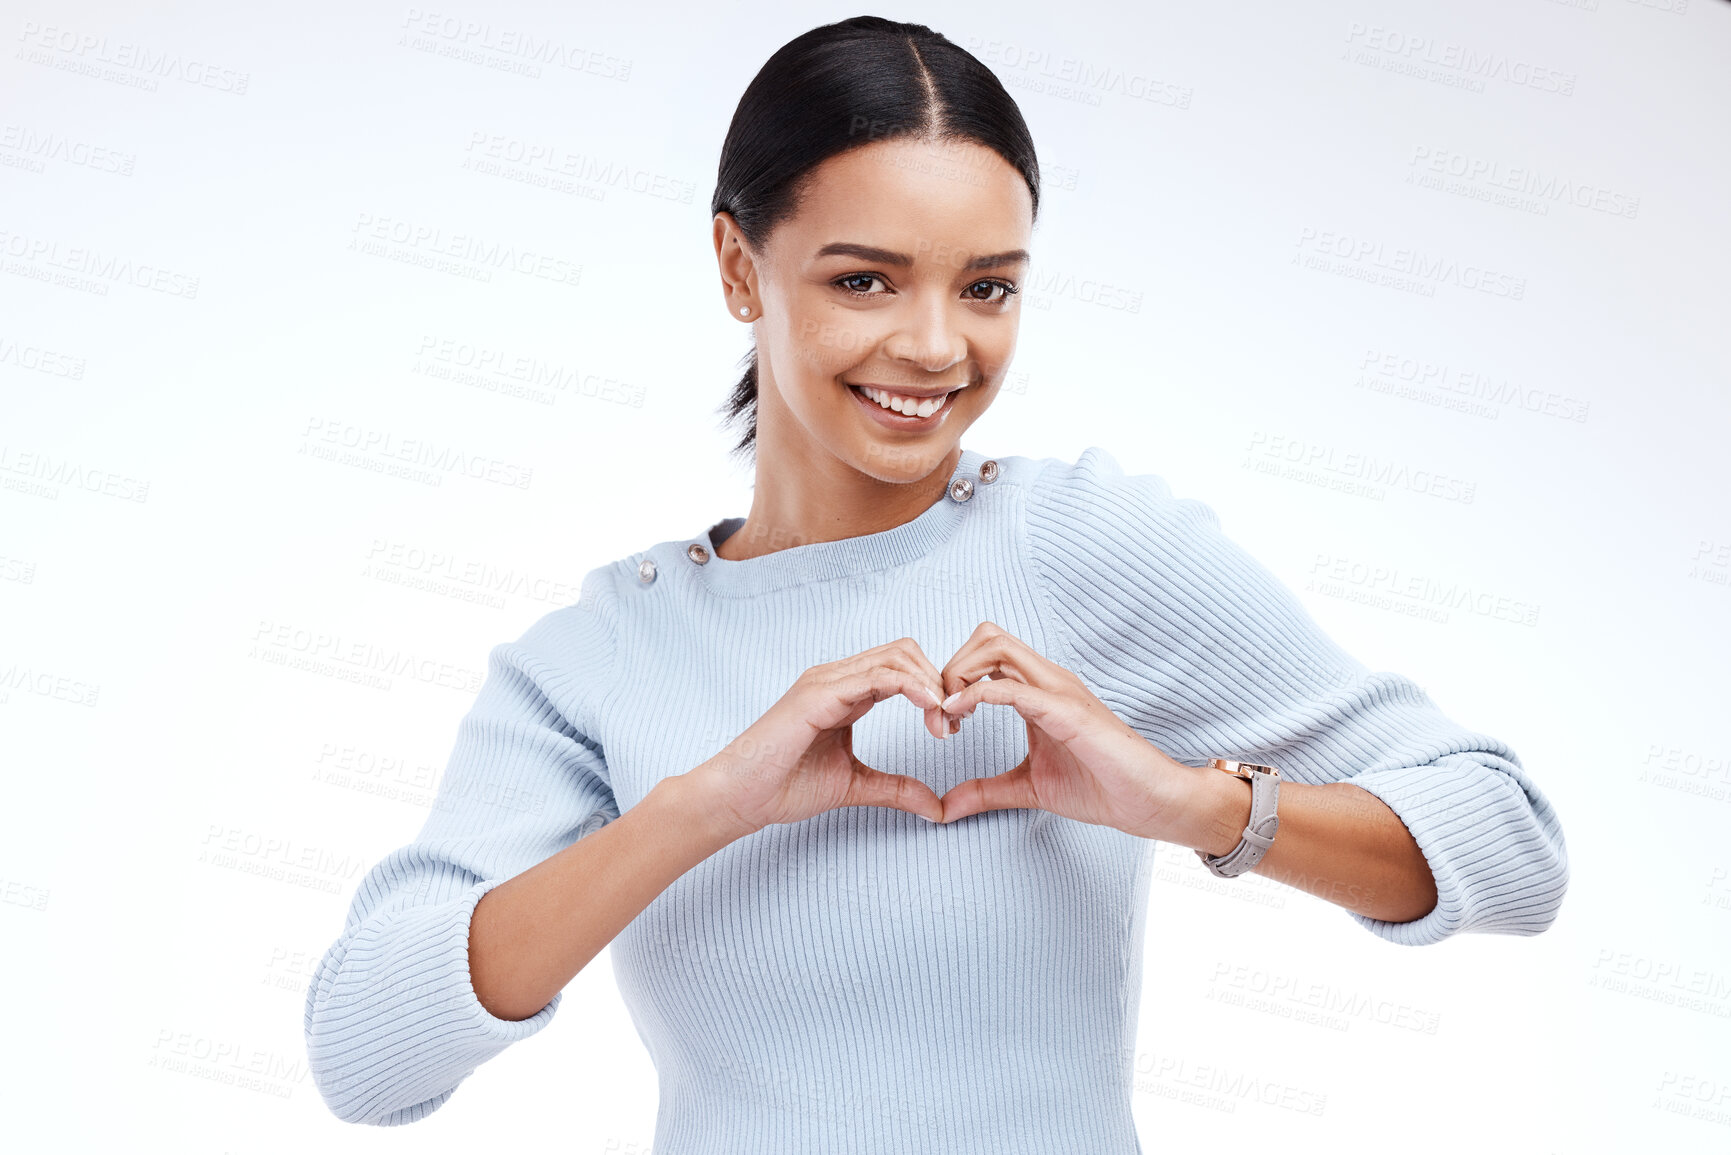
934, 621, 1198, 836
695, 638, 952, 838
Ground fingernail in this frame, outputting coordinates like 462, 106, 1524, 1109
917, 814, 934, 822
942, 691, 960, 710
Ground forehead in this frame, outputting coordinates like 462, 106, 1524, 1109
779, 137, 1033, 258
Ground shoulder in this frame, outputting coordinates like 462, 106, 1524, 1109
494, 561, 628, 701
1020, 444, 1365, 687
1024, 444, 1213, 552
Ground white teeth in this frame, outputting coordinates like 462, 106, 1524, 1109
858, 385, 953, 418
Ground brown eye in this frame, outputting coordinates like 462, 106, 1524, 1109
966, 279, 1018, 304
837, 274, 887, 295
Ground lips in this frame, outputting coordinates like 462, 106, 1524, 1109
851, 384, 957, 402
847, 382, 961, 428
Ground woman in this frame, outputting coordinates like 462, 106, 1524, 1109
303, 16, 1569, 1151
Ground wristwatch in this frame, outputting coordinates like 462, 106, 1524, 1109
1193, 758, 1282, 878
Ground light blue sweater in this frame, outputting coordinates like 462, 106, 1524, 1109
303, 445, 1569, 1149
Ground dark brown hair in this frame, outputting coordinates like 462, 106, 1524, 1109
710, 15, 1041, 463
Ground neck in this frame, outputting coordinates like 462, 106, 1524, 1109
716, 437, 962, 562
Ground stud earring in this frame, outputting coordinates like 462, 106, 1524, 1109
739, 306, 751, 317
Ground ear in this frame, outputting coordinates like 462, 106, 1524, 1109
713, 212, 758, 314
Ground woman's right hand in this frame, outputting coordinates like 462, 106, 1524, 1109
691, 639, 951, 837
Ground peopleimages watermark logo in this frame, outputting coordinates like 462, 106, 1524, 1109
1353, 347, 1590, 424
1205, 960, 1443, 1035
0, 876, 50, 912
248, 618, 486, 695
298, 416, 534, 490
1637, 742, 1730, 806
1242, 430, 1477, 505
962, 36, 1193, 110
361, 536, 581, 609
1294, 227, 1525, 302
147, 1027, 309, 1100
0, 123, 136, 177
348, 211, 582, 289
0, 226, 199, 299
410, 333, 646, 409
397, 8, 633, 81
0, 332, 86, 379
1113, 1046, 1329, 1116
1687, 540, 1730, 592
461, 131, 695, 204
1340, 21, 1576, 97
0, 663, 101, 707
1588, 945, 1731, 1020
1405, 145, 1640, 220
14, 21, 251, 95
0, 444, 149, 503
1306, 552, 1541, 628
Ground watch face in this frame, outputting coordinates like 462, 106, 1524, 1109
1218, 759, 1280, 779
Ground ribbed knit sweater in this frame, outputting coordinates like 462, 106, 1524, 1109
303, 445, 1569, 1150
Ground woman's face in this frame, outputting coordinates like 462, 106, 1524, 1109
716, 135, 1034, 484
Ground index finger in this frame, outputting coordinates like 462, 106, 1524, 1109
842, 637, 950, 739
939, 620, 1070, 700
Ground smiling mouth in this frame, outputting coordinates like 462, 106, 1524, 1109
847, 382, 965, 419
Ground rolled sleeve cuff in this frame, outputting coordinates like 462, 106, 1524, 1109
308, 876, 562, 1125
1337, 755, 1568, 947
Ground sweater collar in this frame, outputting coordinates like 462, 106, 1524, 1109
688, 447, 990, 597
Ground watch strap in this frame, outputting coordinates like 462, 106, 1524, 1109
1194, 759, 1281, 878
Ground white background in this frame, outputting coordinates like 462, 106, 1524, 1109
3, 0, 1728, 1151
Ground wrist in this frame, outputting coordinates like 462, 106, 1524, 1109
662, 764, 761, 846
1170, 761, 1254, 856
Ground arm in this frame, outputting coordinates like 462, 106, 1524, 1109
303, 575, 744, 1125
1167, 764, 1439, 924
470, 770, 745, 1021
1025, 447, 1570, 946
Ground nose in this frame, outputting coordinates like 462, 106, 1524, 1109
883, 293, 966, 376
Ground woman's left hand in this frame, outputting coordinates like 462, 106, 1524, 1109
935, 621, 1205, 837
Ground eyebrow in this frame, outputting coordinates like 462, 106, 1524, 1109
814, 242, 1030, 272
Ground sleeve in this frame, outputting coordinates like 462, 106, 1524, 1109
1023, 446, 1569, 947
303, 569, 624, 1124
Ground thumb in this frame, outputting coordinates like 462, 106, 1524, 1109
842, 760, 946, 823
938, 755, 1036, 823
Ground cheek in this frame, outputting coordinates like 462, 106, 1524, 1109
977, 325, 1018, 372
780, 305, 887, 377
